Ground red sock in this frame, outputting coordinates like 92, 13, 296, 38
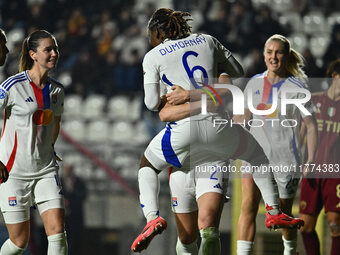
331, 235, 340, 255
301, 231, 320, 255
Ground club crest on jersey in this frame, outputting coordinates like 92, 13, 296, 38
172, 197, 178, 207
52, 94, 57, 104
8, 197, 17, 207
0, 89, 7, 99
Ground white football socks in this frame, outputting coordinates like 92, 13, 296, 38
0, 239, 25, 255
47, 232, 68, 255
176, 238, 198, 255
252, 165, 280, 215
282, 236, 297, 255
237, 240, 253, 255
198, 227, 220, 255
138, 166, 160, 222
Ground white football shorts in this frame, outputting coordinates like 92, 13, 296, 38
0, 172, 64, 224
145, 117, 267, 172
169, 160, 229, 213
241, 161, 301, 199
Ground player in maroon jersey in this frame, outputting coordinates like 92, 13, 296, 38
299, 59, 340, 255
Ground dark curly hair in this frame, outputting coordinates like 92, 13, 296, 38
147, 8, 192, 40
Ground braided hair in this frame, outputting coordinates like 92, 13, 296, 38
148, 8, 192, 40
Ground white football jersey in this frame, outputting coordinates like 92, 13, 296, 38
143, 33, 234, 119
244, 71, 314, 166
0, 71, 64, 179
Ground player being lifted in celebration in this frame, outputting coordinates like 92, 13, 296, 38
132, 8, 304, 253
234, 34, 318, 255
0, 30, 67, 255
299, 59, 340, 255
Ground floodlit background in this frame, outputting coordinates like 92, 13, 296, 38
0, 0, 339, 254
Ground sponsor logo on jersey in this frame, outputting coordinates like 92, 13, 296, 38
25, 96, 34, 102
255, 90, 260, 95
8, 197, 17, 207
33, 109, 54, 126
172, 197, 178, 207
0, 89, 7, 99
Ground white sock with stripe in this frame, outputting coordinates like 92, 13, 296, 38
138, 166, 160, 222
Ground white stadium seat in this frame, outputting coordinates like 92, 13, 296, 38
288, 33, 309, 54
271, 0, 292, 14
82, 94, 106, 119
110, 121, 135, 143
326, 12, 340, 33
107, 95, 130, 120
278, 12, 302, 32
303, 11, 326, 34
310, 34, 331, 58
63, 94, 83, 119
87, 119, 110, 142
62, 119, 86, 141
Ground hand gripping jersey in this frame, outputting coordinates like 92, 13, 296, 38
142, 33, 235, 119
0, 71, 64, 179
244, 71, 315, 167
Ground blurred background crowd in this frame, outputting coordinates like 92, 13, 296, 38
0, 0, 339, 254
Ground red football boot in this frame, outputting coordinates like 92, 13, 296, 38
131, 216, 167, 252
265, 212, 304, 230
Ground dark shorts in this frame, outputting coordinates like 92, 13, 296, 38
299, 178, 340, 215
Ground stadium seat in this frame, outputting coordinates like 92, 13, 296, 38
57, 71, 72, 87
251, 0, 271, 9
326, 12, 340, 33
6, 28, 24, 50
87, 119, 110, 142
110, 120, 135, 143
62, 119, 86, 141
310, 34, 331, 58
271, 0, 292, 14
63, 94, 83, 119
82, 94, 106, 119
288, 33, 309, 54
278, 12, 302, 32
107, 95, 130, 120
303, 11, 326, 34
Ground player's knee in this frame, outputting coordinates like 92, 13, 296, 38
329, 222, 340, 236
178, 232, 197, 245
198, 212, 217, 229
10, 237, 28, 250
200, 227, 220, 242
45, 223, 65, 237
